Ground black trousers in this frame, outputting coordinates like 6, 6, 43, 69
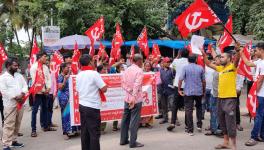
184, 95, 203, 133
80, 105, 101, 150
171, 88, 182, 124
236, 93, 241, 125
0, 95, 4, 125
120, 102, 142, 146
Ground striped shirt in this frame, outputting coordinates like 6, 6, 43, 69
179, 63, 205, 96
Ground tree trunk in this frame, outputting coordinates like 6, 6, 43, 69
12, 26, 20, 47
29, 27, 35, 57
26, 28, 31, 42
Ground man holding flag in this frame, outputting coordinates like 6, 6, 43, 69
0, 58, 28, 150
202, 43, 241, 150
240, 43, 264, 146
30, 52, 55, 138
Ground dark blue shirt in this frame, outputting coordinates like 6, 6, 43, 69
160, 67, 175, 95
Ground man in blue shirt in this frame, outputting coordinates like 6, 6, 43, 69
159, 57, 175, 124
178, 55, 206, 136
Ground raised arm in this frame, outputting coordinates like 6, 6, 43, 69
211, 46, 217, 59
239, 49, 256, 67
201, 49, 217, 70
233, 43, 242, 68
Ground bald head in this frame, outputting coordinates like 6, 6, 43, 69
133, 54, 143, 68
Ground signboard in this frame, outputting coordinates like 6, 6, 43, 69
69, 73, 158, 126
42, 26, 60, 53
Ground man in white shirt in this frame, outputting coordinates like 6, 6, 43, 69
30, 52, 54, 138
241, 43, 264, 146
170, 50, 189, 125
203, 63, 214, 119
76, 54, 107, 150
0, 58, 28, 150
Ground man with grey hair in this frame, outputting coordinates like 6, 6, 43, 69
120, 54, 144, 148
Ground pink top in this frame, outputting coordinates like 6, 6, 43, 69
121, 64, 144, 103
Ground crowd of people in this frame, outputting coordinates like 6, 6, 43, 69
0, 42, 264, 150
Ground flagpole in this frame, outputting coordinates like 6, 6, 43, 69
220, 22, 237, 43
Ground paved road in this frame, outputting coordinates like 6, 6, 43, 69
0, 92, 263, 150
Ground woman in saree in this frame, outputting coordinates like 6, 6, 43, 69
57, 62, 78, 140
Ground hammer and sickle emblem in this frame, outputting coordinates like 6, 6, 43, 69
185, 12, 209, 31
91, 27, 100, 41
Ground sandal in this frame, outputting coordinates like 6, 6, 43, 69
245, 139, 258, 146
215, 144, 231, 149
205, 131, 215, 136
112, 127, 120, 131
31, 132, 37, 137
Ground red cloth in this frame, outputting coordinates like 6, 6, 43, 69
18, 62, 45, 110
247, 80, 258, 117
80, 66, 107, 102
71, 42, 81, 75
218, 15, 233, 53
111, 23, 123, 60
98, 42, 109, 60
152, 43, 161, 59
130, 45, 135, 61
237, 44, 253, 81
174, 0, 221, 37
137, 27, 149, 57
0, 44, 8, 73
29, 38, 40, 69
85, 17, 105, 56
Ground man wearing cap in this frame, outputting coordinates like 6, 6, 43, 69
159, 57, 175, 125
178, 55, 205, 136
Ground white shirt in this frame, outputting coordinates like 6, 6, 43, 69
0, 71, 28, 107
30, 62, 51, 93
76, 70, 106, 109
205, 66, 214, 90
253, 59, 262, 81
171, 58, 188, 88
256, 60, 264, 97
236, 74, 245, 91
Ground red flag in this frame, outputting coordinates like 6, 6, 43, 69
237, 44, 253, 81
207, 43, 213, 54
85, 17, 105, 56
111, 23, 124, 60
29, 38, 40, 69
98, 42, 109, 60
218, 15, 233, 53
18, 61, 45, 110
50, 51, 64, 96
71, 42, 81, 75
247, 80, 258, 117
50, 51, 64, 76
137, 27, 149, 57
152, 43, 161, 59
174, 0, 221, 37
186, 44, 192, 55
197, 55, 205, 68
0, 44, 8, 73
130, 45, 135, 60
